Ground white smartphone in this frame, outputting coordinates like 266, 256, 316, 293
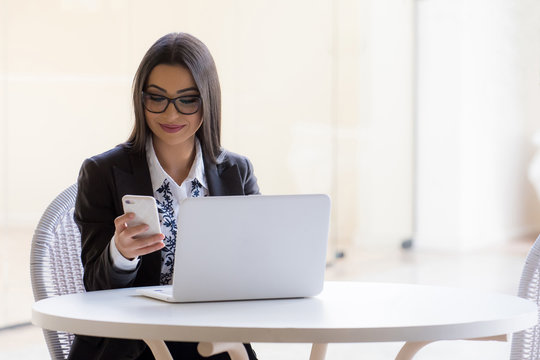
121, 195, 161, 239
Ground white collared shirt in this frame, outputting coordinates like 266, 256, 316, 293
109, 137, 209, 280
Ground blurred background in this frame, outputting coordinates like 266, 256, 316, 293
1, 0, 540, 358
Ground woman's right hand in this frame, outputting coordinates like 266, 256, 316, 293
113, 213, 165, 260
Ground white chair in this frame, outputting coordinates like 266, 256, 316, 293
510, 233, 540, 360
30, 184, 247, 360
30, 184, 83, 359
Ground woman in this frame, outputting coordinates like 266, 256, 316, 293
70, 33, 259, 360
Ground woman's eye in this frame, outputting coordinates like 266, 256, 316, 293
179, 97, 198, 104
149, 95, 166, 102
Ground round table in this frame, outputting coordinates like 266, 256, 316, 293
32, 281, 538, 359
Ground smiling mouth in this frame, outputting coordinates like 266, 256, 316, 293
159, 124, 185, 133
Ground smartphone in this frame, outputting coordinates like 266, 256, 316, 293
121, 195, 161, 239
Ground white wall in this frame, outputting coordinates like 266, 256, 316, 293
0, 0, 6, 228
415, 0, 540, 250
355, 0, 414, 247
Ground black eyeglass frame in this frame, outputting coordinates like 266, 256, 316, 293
141, 91, 202, 115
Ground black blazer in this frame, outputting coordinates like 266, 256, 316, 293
69, 143, 260, 360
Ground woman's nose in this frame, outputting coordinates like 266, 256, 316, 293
163, 101, 181, 118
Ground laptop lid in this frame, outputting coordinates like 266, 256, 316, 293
170, 194, 331, 302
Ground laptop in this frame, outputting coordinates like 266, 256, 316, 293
136, 194, 331, 302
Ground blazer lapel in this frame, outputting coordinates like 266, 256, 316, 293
112, 150, 154, 202
204, 153, 244, 196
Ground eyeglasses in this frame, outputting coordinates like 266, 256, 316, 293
141, 91, 202, 115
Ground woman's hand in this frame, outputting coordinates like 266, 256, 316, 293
113, 213, 165, 260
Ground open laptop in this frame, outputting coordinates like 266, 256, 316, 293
136, 194, 331, 302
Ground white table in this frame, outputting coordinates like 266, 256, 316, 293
32, 281, 538, 360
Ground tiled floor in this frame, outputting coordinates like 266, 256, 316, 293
0, 232, 534, 359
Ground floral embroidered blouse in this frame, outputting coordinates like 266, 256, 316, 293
109, 137, 208, 284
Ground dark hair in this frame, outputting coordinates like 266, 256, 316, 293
127, 32, 221, 163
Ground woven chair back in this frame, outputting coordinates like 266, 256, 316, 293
510, 234, 540, 360
30, 184, 84, 360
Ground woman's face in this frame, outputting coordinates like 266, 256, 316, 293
143, 64, 202, 149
